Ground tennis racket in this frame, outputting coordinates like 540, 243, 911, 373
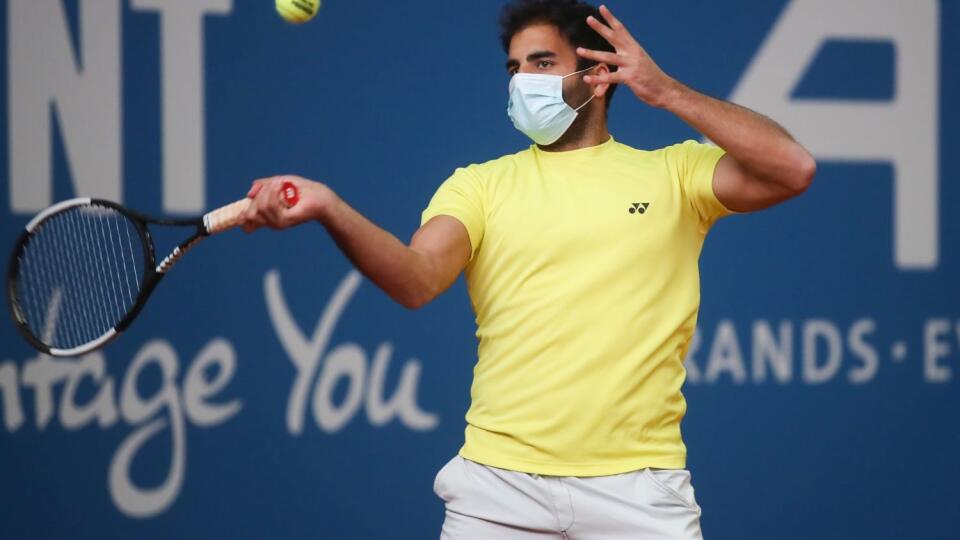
6, 182, 300, 357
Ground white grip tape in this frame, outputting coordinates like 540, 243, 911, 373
203, 198, 251, 234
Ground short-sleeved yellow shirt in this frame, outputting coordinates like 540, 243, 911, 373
421, 137, 732, 476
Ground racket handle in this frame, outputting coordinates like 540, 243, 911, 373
203, 198, 251, 234
202, 182, 300, 234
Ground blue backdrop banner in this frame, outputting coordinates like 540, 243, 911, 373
1, 1, 957, 538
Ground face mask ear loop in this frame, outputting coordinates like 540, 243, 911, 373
574, 93, 596, 112
568, 64, 598, 112
562, 65, 598, 80
574, 94, 597, 112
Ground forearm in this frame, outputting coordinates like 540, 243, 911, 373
577, 5, 815, 204
661, 81, 815, 189
317, 196, 436, 309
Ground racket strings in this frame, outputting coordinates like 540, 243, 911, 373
14, 204, 146, 352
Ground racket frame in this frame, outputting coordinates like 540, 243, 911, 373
7, 198, 209, 357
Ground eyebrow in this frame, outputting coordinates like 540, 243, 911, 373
505, 50, 557, 70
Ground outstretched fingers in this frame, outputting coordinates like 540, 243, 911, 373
583, 72, 621, 85
577, 47, 622, 66
599, 5, 627, 33
587, 5, 639, 53
585, 15, 617, 44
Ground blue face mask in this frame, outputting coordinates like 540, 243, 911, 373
507, 66, 597, 146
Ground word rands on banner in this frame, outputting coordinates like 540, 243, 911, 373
686, 318, 960, 385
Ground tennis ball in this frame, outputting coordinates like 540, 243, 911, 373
276, 0, 320, 24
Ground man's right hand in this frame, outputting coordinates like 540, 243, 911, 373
241, 175, 338, 233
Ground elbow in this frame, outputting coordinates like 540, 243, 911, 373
396, 284, 439, 311
398, 295, 429, 310
394, 251, 453, 310
784, 146, 817, 195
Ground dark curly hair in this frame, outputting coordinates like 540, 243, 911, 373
500, 0, 619, 109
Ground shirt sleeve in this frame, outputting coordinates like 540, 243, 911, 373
667, 139, 736, 231
420, 166, 486, 261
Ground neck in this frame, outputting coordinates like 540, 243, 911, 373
537, 102, 609, 152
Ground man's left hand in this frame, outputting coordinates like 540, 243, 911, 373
577, 4, 678, 109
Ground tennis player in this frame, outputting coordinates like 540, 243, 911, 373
242, 1, 815, 538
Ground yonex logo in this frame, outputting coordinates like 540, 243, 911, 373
629, 202, 650, 215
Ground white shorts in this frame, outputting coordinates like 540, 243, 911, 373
434, 456, 703, 540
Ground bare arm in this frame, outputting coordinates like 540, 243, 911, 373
240, 176, 471, 309
658, 85, 817, 212
578, 5, 816, 212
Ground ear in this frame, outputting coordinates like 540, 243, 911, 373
590, 63, 612, 101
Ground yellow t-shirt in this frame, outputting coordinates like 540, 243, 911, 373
421, 136, 733, 476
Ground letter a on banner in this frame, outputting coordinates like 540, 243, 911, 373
729, 0, 940, 270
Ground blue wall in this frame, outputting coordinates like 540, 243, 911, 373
1, 1, 957, 538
